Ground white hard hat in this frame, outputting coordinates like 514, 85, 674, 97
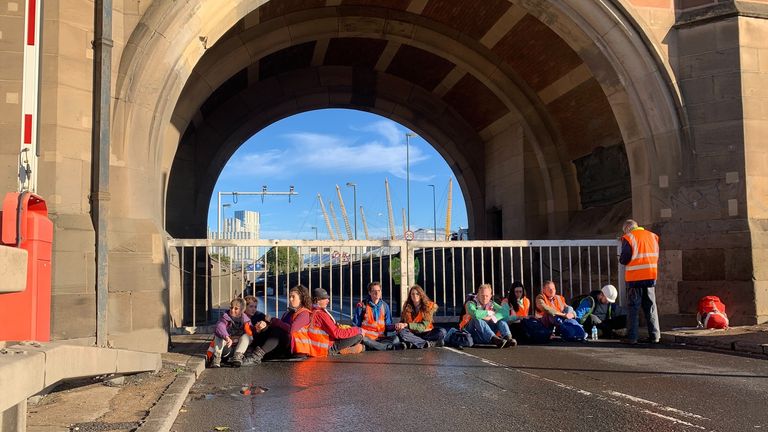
601, 284, 618, 303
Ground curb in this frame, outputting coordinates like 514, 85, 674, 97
135, 356, 206, 432
662, 333, 768, 359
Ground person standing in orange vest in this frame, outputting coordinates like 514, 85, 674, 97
619, 219, 661, 344
353, 281, 404, 351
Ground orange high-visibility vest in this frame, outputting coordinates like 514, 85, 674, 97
293, 311, 332, 357
514, 297, 530, 318
535, 295, 566, 318
403, 301, 436, 331
361, 304, 387, 340
622, 228, 659, 282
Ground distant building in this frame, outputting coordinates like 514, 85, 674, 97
209, 210, 260, 263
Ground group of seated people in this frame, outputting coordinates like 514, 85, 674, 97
206, 279, 628, 367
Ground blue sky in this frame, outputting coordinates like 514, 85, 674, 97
207, 109, 468, 239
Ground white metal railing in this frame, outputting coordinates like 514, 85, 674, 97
165, 239, 621, 330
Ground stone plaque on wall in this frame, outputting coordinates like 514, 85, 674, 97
573, 144, 631, 208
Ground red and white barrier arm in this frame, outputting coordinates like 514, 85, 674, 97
19, 0, 41, 192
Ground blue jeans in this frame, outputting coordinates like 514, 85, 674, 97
466, 318, 511, 344
398, 328, 447, 348
627, 286, 660, 342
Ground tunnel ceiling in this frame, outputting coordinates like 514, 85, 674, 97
168, 0, 629, 237
180, 0, 622, 160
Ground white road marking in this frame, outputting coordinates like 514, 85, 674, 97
605, 390, 710, 420
443, 347, 708, 430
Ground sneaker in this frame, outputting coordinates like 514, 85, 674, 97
231, 352, 244, 368
504, 336, 518, 347
435, 339, 445, 348
613, 328, 628, 338
620, 338, 638, 345
491, 336, 507, 349
641, 337, 661, 344
210, 355, 221, 368
338, 344, 365, 355
392, 343, 408, 351
425, 341, 436, 348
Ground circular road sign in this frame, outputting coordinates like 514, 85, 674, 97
404, 230, 415, 241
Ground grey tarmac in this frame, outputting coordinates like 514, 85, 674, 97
173, 341, 768, 432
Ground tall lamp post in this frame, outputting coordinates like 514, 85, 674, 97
405, 132, 414, 231
311, 226, 318, 240
428, 184, 436, 241
346, 182, 357, 239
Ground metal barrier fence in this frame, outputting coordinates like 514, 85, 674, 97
166, 239, 621, 330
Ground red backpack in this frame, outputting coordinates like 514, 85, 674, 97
697, 296, 729, 329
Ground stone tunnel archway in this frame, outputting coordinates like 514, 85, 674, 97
112, 0, 686, 242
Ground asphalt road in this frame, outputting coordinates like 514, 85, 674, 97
174, 341, 768, 432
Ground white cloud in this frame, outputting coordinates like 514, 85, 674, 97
222, 122, 433, 181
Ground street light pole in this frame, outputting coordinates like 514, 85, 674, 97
428, 184, 436, 241
346, 182, 357, 239
405, 133, 414, 231
311, 226, 318, 240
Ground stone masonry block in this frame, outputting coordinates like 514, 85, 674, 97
680, 76, 715, 105
655, 279, 679, 315
659, 249, 683, 280
50, 293, 96, 340
109, 253, 164, 293
110, 327, 168, 353
108, 291, 133, 333
683, 248, 725, 280
129, 290, 167, 331
692, 121, 743, 155
678, 47, 740, 81
52, 251, 92, 294
677, 21, 718, 56
724, 247, 753, 281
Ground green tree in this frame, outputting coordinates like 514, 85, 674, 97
265, 246, 300, 274
210, 253, 231, 266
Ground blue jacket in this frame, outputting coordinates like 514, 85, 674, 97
353, 297, 395, 332
574, 290, 622, 324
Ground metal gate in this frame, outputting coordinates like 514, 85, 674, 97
166, 239, 621, 331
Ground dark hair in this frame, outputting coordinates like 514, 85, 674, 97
403, 284, 433, 318
289, 285, 313, 310
368, 281, 381, 292
505, 281, 526, 313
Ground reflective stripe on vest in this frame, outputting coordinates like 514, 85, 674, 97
623, 229, 659, 282
293, 312, 331, 357
361, 304, 387, 340
535, 295, 566, 318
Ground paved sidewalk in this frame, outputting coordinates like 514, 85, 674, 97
662, 323, 768, 357
24, 326, 767, 431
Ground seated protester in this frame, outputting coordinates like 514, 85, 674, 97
241, 295, 268, 366
245, 285, 312, 365
243, 295, 267, 327
465, 284, 516, 348
574, 284, 627, 338
504, 281, 530, 322
535, 280, 575, 327
209, 298, 253, 368
395, 284, 447, 349
303, 288, 365, 355
353, 281, 404, 351
535, 280, 587, 341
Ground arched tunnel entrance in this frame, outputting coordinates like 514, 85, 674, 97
152, 1, 684, 243
99, 0, 715, 349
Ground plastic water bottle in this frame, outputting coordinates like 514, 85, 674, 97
591, 326, 598, 341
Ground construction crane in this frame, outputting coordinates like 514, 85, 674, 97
328, 201, 344, 241
401, 208, 407, 238
335, 184, 354, 240
317, 194, 336, 240
359, 206, 370, 240
445, 178, 453, 240
385, 179, 396, 240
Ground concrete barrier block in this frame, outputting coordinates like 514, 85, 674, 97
0, 246, 27, 293
733, 340, 765, 354
0, 349, 45, 412
116, 348, 161, 373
